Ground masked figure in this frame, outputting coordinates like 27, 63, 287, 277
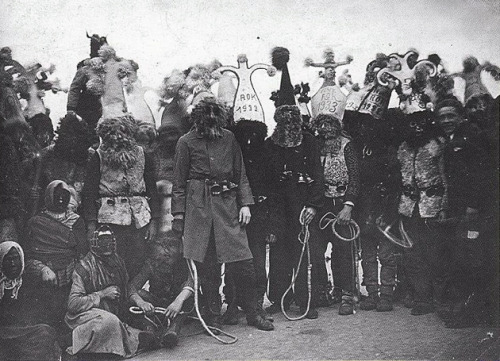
22, 180, 88, 331
224, 119, 273, 324
264, 105, 325, 318
172, 99, 274, 331
129, 230, 194, 348
82, 115, 160, 279
395, 110, 448, 316
24, 113, 94, 215
310, 113, 360, 315
65, 226, 159, 357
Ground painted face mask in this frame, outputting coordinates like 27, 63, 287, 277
91, 226, 117, 257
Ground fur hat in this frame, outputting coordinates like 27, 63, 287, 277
271, 47, 296, 107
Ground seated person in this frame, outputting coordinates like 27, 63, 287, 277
23, 180, 88, 332
129, 230, 194, 348
65, 226, 159, 358
0, 241, 61, 361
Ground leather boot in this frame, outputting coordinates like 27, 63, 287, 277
247, 314, 275, 331
162, 313, 186, 348
360, 293, 379, 311
376, 295, 394, 312
338, 291, 354, 315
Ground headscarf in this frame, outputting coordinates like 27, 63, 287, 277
43, 180, 80, 228
0, 241, 24, 300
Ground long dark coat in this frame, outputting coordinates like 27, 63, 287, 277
172, 129, 254, 263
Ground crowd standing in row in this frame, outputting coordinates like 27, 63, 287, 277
0, 35, 498, 360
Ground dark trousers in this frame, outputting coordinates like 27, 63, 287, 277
403, 215, 449, 306
245, 203, 268, 302
268, 201, 316, 308
361, 231, 397, 297
197, 229, 259, 320
106, 223, 148, 280
311, 198, 357, 296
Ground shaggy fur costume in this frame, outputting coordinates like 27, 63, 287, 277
191, 99, 228, 140
53, 113, 93, 164
270, 105, 303, 147
96, 115, 140, 170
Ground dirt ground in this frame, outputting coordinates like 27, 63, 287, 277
130, 302, 500, 361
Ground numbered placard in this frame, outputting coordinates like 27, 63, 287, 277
358, 86, 392, 119
311, 85, 347, 122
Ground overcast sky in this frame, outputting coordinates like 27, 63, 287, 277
1, 0, 499, 126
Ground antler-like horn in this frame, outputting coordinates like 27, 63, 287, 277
86, 31, 91, 39
414, 60, 438, 78
376, 67, 392, 86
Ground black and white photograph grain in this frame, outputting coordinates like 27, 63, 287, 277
0, 0, 499, 360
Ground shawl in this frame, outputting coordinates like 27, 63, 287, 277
75, 251, 128, 315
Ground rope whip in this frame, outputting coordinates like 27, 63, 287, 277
129, 306, 171, 330
319, 211, 362, 309
186, 259, 238, 344
281, 207, 313, 320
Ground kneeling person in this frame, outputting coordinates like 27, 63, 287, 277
129, 230, 194, 348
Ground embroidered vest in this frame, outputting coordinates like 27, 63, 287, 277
321, 136, 350, 198
96, 147, 151, 228
397, 138, 447, 218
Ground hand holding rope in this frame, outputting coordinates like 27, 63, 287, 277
319, 211, 360, 242
281, 207, 313, 321
129, 306, 171, 330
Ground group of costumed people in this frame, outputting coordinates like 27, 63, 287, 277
0, 32, 499, 360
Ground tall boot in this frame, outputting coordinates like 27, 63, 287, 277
162, 313, 187, 348
230, 260, 274, 331
338, 291, 355, 315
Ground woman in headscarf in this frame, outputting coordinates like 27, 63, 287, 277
23, 180, 88, 332
0, 241, 61, 361
65, 226, 159, 358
